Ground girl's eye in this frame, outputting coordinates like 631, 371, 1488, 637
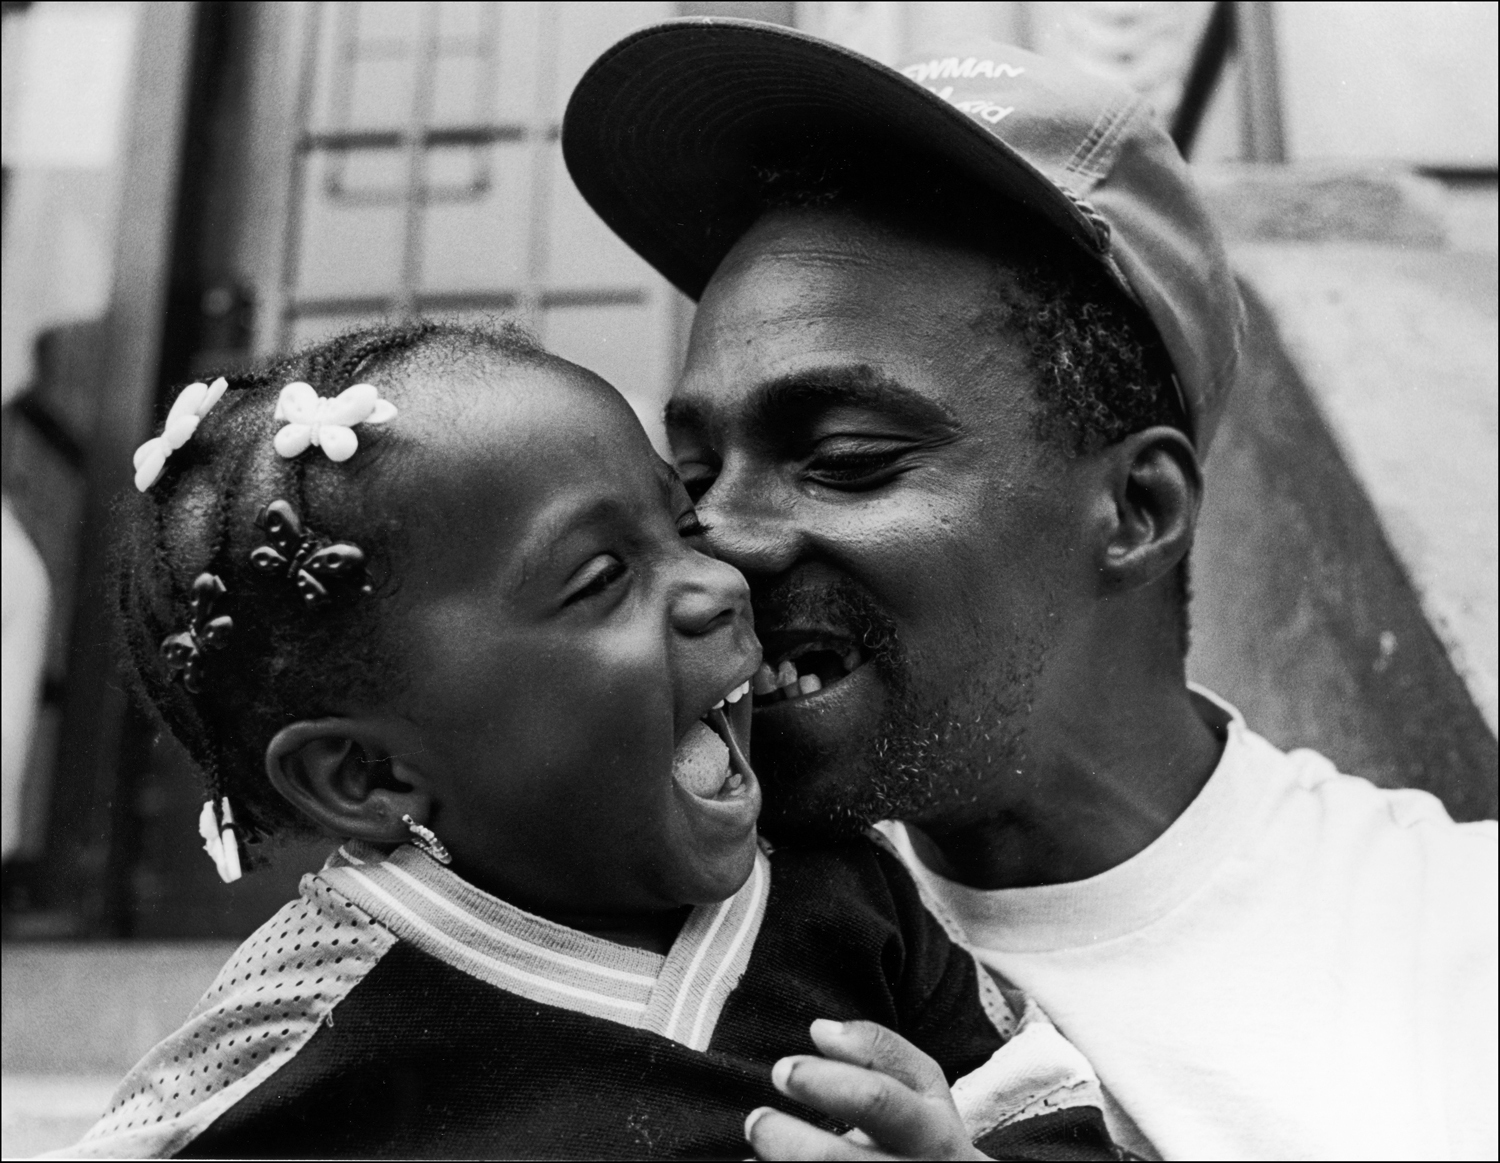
565, 554, 628, 604
677, 512, 712, 539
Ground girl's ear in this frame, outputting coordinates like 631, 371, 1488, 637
1096, 425, 1201, 593
265, 718, 431, 844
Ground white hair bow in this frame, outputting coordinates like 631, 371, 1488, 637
198, 797, 244, 884
273, 382, 397, 463
132, 377, 228, 492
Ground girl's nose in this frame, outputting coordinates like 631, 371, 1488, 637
670, 555, 752, 638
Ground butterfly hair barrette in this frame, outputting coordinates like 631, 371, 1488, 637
273, 381, 396, 463
160, 572, 234, 693
133, 377, 228, 492
249, 499, 371, 607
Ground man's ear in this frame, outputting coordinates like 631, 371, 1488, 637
1096, 425, 1202, 593
265, 718, 431, 845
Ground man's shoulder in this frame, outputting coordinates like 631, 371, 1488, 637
1231, 722, 1497, 961
1197, 683, 1493, 846
1238, 721, 1497, 860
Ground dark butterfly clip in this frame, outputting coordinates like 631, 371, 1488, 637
160, 573, 234, 693
249, 499, 371, 607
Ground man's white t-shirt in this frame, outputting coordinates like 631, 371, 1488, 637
879, 688, 1498, 1162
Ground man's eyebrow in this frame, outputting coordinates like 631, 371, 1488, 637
664, 396, 708, 433
752, 367, 958, 431
667, 366, 958, 436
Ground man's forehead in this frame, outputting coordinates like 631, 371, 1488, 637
673, 212, 1027, 434
685, 208, 1018, 378
703, 207, 995, 307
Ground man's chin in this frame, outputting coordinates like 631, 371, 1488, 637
748, 728, 855, 843
750, 719, 945, 845
752, 665, 1036, 845
755, 772, 878, 845
748, 661, 895, 840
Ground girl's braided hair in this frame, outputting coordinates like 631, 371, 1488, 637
117, 319, 548, 851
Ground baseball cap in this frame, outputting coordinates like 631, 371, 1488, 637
561, 18, 1245, 451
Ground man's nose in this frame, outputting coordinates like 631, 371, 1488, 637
696, 464, 805, 580
670, 555, 752, 638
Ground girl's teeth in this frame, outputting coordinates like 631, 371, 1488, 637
798, 674, 823, 695
752, 664, 778, 696
726, 680, 750, 704
712, 699, 725, 709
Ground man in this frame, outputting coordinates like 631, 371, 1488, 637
563, 20, 1498, 1161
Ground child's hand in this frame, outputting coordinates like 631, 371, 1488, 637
745, 1019, 988, 1160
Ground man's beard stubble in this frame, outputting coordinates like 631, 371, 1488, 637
751, 576, 1049, 845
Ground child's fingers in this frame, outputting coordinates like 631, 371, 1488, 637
809, 1018, 950, 1097
745, 1106, 883, 1161
769, 1055, 967, 1158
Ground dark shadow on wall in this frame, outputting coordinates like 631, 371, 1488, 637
1188, 279, 1498, 821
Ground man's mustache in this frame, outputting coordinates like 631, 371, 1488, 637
749, 575, 907, 685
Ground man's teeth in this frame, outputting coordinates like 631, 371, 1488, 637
753, 651, 860, 705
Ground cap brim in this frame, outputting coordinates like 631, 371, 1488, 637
562, 18, 1103, 302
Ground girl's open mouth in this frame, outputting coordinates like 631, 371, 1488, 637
672, 682, 756, 802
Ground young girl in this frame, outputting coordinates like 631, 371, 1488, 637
71, 321, 1117, 1159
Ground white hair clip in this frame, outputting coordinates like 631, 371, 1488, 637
273, 381, 397, 463
132, 377, 229, 492
198, 796, 244, 884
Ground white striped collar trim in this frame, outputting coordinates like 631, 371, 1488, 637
317, 842, 769, 1050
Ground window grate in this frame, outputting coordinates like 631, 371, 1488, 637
276, 1, 637, 344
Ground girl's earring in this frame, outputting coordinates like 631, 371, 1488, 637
402, 813, 452, 866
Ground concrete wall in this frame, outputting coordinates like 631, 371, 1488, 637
1187, 168, 1498, 820
1274, 1, 1498, 167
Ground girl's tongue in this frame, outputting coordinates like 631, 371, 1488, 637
672, 720, 732, 797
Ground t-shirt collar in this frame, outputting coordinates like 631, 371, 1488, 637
880, 685, 1278, 952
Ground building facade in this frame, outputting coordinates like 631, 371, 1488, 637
2, 1, 1495, 940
